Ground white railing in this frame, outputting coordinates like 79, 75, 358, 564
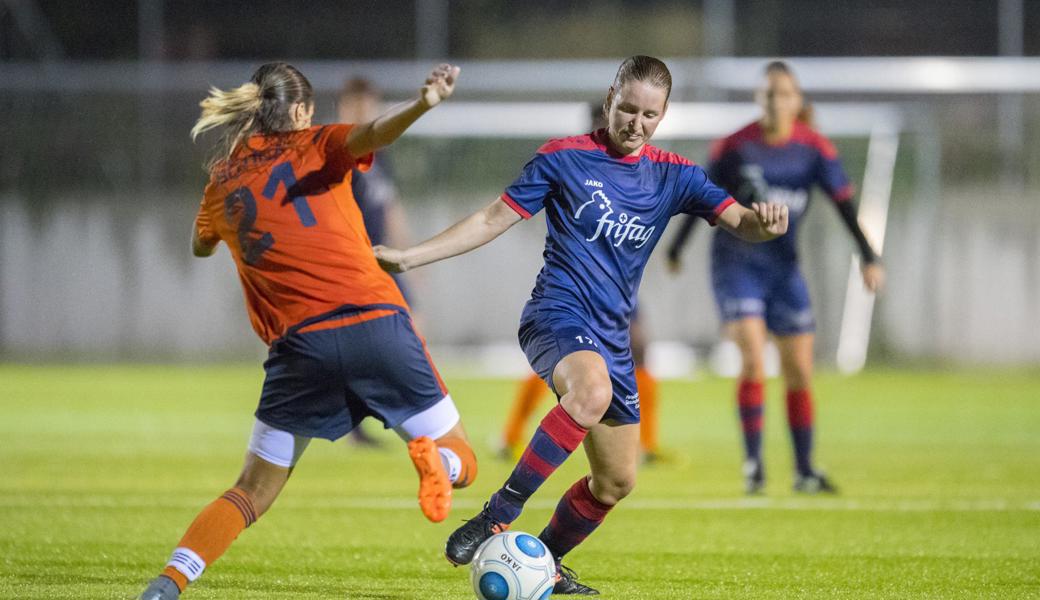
3, 57, 1040, 94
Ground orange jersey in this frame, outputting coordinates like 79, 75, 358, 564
194, 124, 407, 345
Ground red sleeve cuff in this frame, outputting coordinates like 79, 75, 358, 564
832, 183, 855, 203
708, 197, 737, 226
500, 193, 532, 220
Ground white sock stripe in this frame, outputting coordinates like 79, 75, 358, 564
167, 547, 206, 582
438, 447, 462, 483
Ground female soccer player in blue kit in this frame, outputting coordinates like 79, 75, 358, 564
374, 56, 789, 594
667, 61, 884, 495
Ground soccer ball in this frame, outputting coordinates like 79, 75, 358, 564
470, 531, 556, 600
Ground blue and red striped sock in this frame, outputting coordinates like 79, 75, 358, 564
487, 404, 588, 524
538, 477, 614, 561
786, 388, 815, 475
738, 379, 764, 462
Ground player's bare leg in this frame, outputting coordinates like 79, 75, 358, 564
554, 351, 613, 429
445, 351, 605, 566
777, 333, 836, 493
728, 317, 769, 493
140, 452, 293, 599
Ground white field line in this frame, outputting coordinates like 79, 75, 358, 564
0, 495, 1037, 513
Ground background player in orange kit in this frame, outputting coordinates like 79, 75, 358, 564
138, 62, 477, 600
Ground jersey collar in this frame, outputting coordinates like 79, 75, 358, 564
591, 128, 645, 164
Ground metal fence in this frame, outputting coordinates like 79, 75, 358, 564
1, 58, 1038, 366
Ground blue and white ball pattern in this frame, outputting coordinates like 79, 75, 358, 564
470, 531, 556, 600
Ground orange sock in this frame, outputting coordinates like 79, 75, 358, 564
160, 487, 258, 591
436, 435, 479, 488
636, 366, 659, 453
502, 373, 549, 448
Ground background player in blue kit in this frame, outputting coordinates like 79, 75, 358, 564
667, 61, 884, 495
338, 77, 418, 307
374, 56, 790, 594
337, 77, 420, 448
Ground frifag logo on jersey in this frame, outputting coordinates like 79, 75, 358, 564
573, 188, 655, 249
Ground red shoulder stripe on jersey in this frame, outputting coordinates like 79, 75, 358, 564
710, 121, 763, 162
708, 197, 737, 225
537, 133, 599, 155
536, 130, 645, 164
535, 130, 695, 166
708, 138, 729, 163
792, 121, 839, 160
642, 145, 695, 166
500, 193, 532, 219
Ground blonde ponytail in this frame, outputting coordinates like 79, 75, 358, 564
190, 82, 262, 141
192, 63, 314, 174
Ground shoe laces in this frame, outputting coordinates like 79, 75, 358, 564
556, 563, 579, 582
460, 505, 508, 539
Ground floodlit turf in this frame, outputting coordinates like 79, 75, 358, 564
1, 365, 1038, 599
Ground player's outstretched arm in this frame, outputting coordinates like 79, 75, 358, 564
716, 201, 789, 242
831, 200, 885, 292
345, 63, 460, 159
373, 197, 521, 273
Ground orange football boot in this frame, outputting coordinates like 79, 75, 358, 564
407, 436, 452, 523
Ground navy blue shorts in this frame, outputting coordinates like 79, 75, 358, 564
518, 309, 639, 425
711, 259, 815, 336
256, 307, 447, 440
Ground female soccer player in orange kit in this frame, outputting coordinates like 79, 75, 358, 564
668, 61, 884, 494
138, 62, 477, 600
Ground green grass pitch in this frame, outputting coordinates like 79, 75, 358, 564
1, 365, 1038, 599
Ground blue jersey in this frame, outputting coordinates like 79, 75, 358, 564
351, 151, 397, 246
503, 130, 734, 351
708, 121, 853, 265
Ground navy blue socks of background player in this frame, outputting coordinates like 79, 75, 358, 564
786, 388, 815, 476
738, 379, 765, 462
